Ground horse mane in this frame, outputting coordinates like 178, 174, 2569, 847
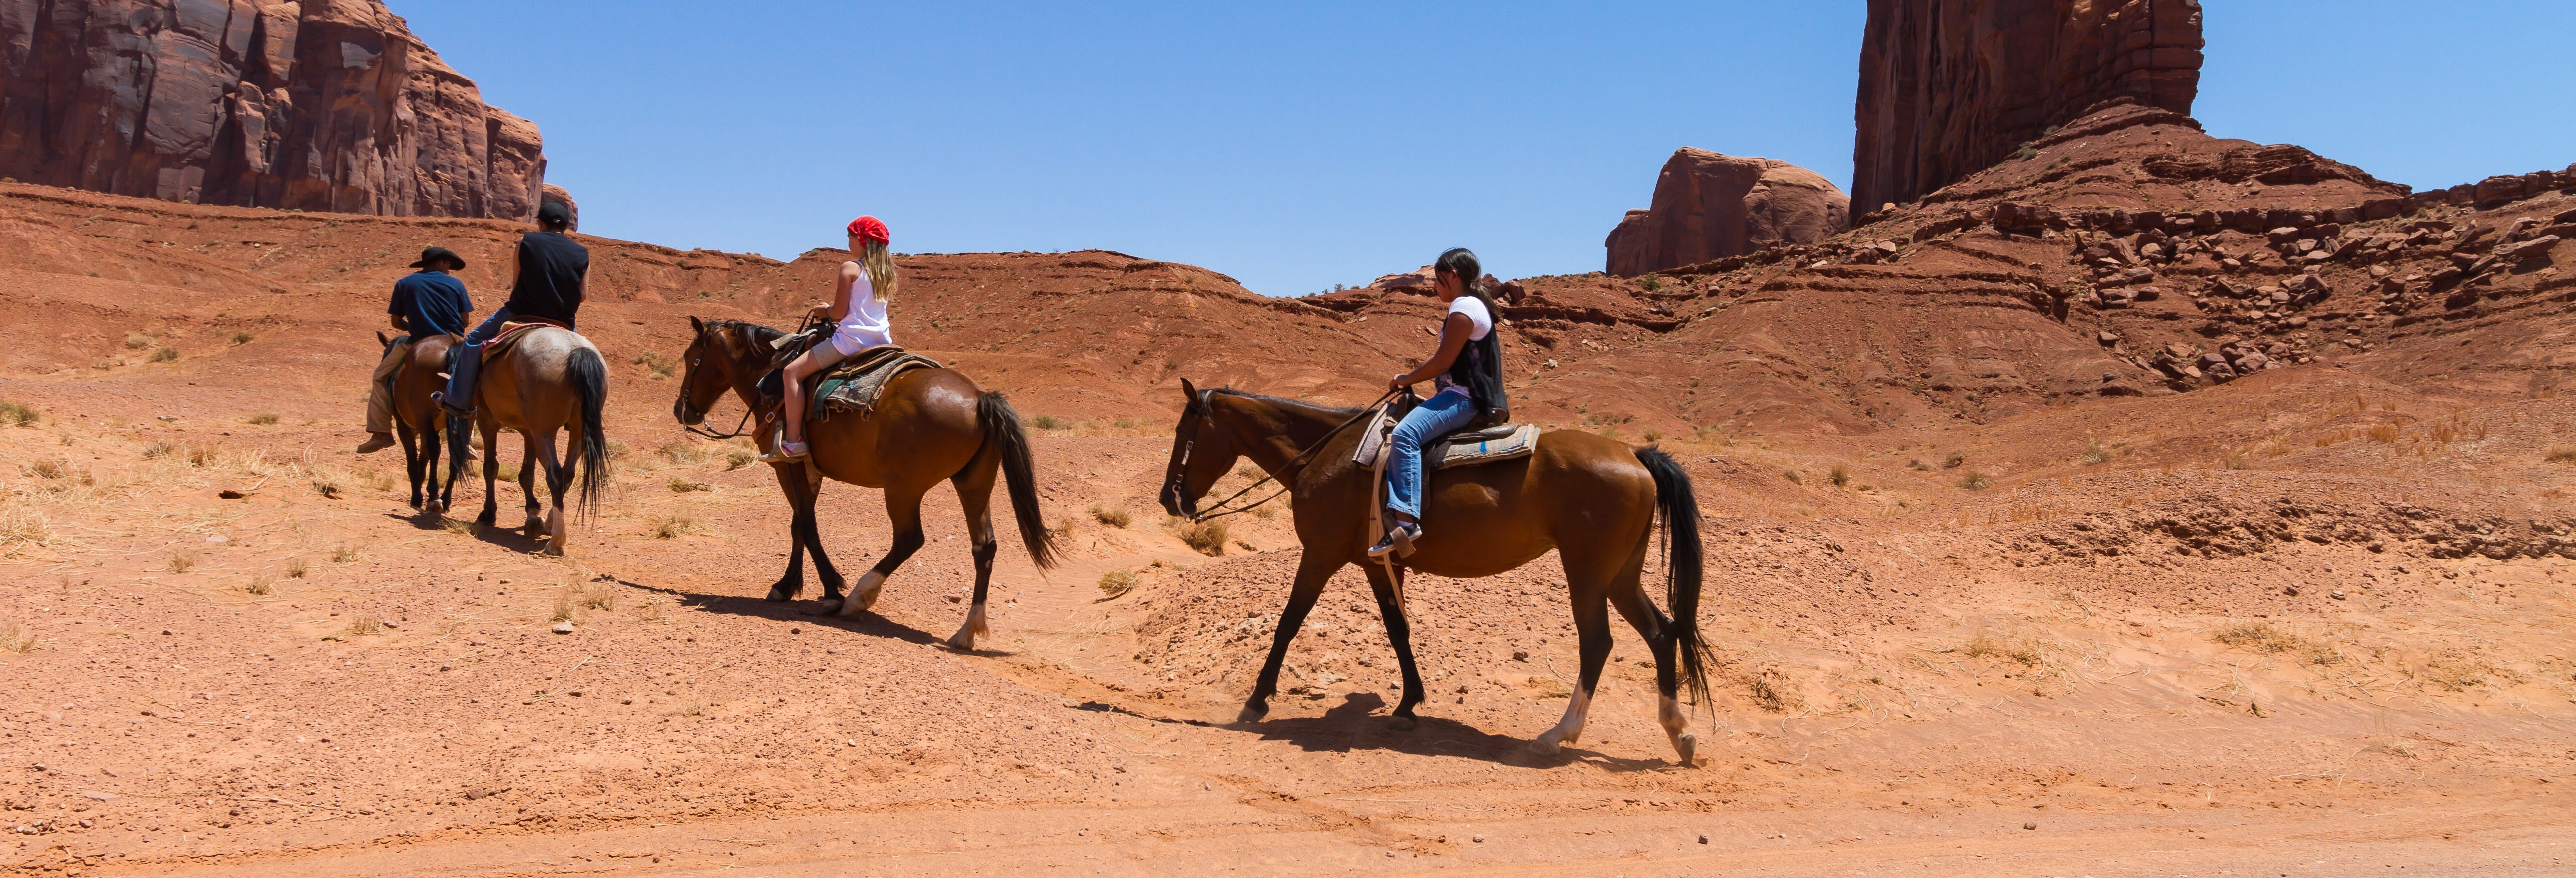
1207, 387, 1360, 417
699, 318, 784, 347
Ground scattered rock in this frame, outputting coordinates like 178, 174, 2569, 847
551, 620, 574, 634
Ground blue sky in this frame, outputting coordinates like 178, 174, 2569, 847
401, 1, 2574, 296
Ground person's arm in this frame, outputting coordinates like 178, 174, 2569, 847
388, 284, 410, 332
831, 261, 861, 323
1388, 313, 1476, 390
390, 314, 408, 331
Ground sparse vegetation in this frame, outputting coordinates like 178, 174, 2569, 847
149, 347, 180, 363
1090, 504, 1132, 528
572, 580, 616, 612
1829, 465, 1852, 487
1955, 472, 1993, 490
243, 575, 273, 596
0, 505, 48, 554
1942, 452, 1965, 469
2212, 623, 2340, 665
1097, 570, 1139, 599
0, 401, 36, 427
285, 557, 310, 578
634, 350, 678, 379
441, 516, 476, 536
2081, 439, 2111, 465
124, 331, 155, 350
327, 544, 363, 564
723, 447, 758, 470
230, 331, 254, 345
1782, 468, 1802, 485
656, 440, 705, 465
166, 552, 194, 573
2548, 445, 2576, 465
1640, 274, 1663, 292
668, 477, 712, 493
2367, 423, 2400, 443
327, 615, 382, 639
1176, 519, 1229, 556
1030, 415, 1067, 430
1744, 667, 1803, 713
0, 619, 37, 653
1642, 428, 1663, 443
1961, 633, 2045, 666
311, 477, 341, 499
649, 511, 705, 540
245, 412, 280, 425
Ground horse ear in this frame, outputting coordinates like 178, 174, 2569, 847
1179, 377, 1198, 400
688, 316, 704, 334
376, 331, 389, 346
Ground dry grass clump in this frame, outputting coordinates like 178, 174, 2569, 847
124, 331, 155, 350
0, 504, 50, 554
1743, 666, 1804, 713
722, 447, 758, 470
1828, 465, 1852, 487
310, 477, 341, 499
148, 347, 180, 363
0, 619, 38, 653
284, 557, 310, 578
648, 511, 705, 540
230, 331, 254, 345
1942, 452, 1966, 469
1176, 519, 1228, 556
2367, 423, 2400, 443
243, 575, 274, 596
2082, 439, 2112, 465
1962, 633, 2046, 666
1090, 504, 1132, 528
655, 440, 705, 465
244, 412, 280, 425
327, 544, 363, 564
634, 351, 678, 380
325, 615, 382, 640
2212, 622, 2341, 665
2547, 445, 2576, 465
2412, 650, 2503, 692
1955, 472, 1994, 491
668, 477, 712, 493
166, 552, 195, 574
571, 580, 616, 612
0, 401, 36, 427
1097, 570, 1139, 600
632, 597, 671, 623
1030, 415, 1067, 430
440, 516, 476, 536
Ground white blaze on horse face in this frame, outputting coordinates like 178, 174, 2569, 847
1531, 686, 1594, 755
945, 601, 989, 651
837, 570, 888, 618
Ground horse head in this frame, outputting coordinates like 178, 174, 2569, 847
673, 316, 753, 427
1159, 378, 1241, 519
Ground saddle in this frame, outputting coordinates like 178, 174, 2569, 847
1351, 414, 1540, 471
810, 345, 942, 421
481, 318, 571, 363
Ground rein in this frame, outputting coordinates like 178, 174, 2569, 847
1178, 388, 1400, 523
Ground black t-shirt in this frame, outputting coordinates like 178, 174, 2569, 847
388, 270, 473, 337
502, 231, 589, 328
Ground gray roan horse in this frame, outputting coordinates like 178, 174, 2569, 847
1159, 380, 1711, 763
671, 317, 1060, 650
440, 326, 609, 555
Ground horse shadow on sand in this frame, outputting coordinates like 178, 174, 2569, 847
1065, 691, 1679, 773
604, 576, 977, 652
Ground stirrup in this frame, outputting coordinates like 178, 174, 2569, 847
1368, 522, 1419, 559
432, 391, 474, 417
758, 434, 810, 464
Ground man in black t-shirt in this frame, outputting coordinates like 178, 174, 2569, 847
441, 202, 590, 415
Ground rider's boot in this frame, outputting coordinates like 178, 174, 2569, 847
438, 342, 482, 416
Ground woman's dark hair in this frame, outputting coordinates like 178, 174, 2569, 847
1434, 247, 1481, 294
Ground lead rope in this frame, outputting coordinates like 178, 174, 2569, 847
1184, 388, 1402, 523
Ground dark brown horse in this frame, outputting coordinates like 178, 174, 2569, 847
377, 331, 459, 514
671, 317, 1059, 649
440, 326, 610, 555
1158, 380, 1711, 763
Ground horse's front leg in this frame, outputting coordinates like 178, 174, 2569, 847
475, 420, 501, 526
1240, 551, 1341, 724
1362, 562, 1427, 729
765, 463, 813, 602
398, 423, 424, 510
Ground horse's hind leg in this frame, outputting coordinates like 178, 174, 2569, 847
1535, 560, 1618, 755
943, 456, 1002, 651
837, 482, 930, 619
1361, 563, 1427, 729
1604, 532, 1694, 765
519, 432, 548, 539
530, 430, 567, 552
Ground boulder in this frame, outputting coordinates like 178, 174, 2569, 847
1605, 148, 1849, 277
0, 0, 546, 220
1852, 0, 2204, 210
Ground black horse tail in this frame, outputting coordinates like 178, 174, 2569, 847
977, 391, 1061, 570
567, 345, 610, 523
1635, 446, 1712, 707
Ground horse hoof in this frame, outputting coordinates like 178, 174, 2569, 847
944, 632, 975, 651
1234, 703, 1269, 725
1529, 737, 1563, 756
817, 598, 844, 615
1385, 715, 1419, 732
1671, 731, 1698, 766
765, 585, 796, 602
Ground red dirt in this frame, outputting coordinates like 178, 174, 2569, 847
3, 108, 2575, 877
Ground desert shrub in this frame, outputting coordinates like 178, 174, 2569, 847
245, 412, 280, 425
0, 505, 49, 554
0, 619, 36, 653
0, 401, 36, 427
1640, 274, 1663, 292
1090, 504, 1132, 528
284, 557, 310, 578
1030, 415, 1067, 430
2547, 445, 2576, 465
124, 331, 155, 350
1781, 469, 1802, 485
2212, 623, 2340, 665
148, 347, 179, 363
656, 440, 706, 465
1941, 452, 1965, 469
1955, 472, 1993, 490
649, 512, 704, 540
668, 477, 712, 493
243, 575, 273, 596
1097, 570, 1138, 599
230, 331, 254, 345
1744, 667, 1803, 713
1177, 519, 1228, 556
1828, 465, 1851, 487
327, 544, 362, 564
311, 477, 341, 499
723, 447, 758, 470
2081, 440, 2111, 465
634, 351, 678, 379
2367, 423, 2399, 443
166, 553, 194, 573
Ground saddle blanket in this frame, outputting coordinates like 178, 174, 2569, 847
1353, 413, 1541, 471
811, 346, 942, 420
482, 319, 572, 362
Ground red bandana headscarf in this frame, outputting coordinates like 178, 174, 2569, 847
847, 216, 890, 247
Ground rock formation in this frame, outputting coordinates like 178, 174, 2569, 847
0, 0, 545, 219
1605, 149, 1849, 277
1852, 0, 2203, 213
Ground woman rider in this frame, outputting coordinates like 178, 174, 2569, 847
763, 216, 898, 462
1373, 247, 1508, 558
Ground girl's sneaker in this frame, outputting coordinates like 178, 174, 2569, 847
758, 437, 810, 464
1367, 522, 1420, 559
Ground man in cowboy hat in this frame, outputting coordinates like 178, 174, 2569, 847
358, 245, 475, 453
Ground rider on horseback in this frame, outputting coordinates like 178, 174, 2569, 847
1372, 247, 1508, 558
440, 201, 589, 416
359, 246, 471, 454
763, 216, 898, 463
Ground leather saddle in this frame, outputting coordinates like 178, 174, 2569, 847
1352, 412, 1540, 472
480, 319, 571, 363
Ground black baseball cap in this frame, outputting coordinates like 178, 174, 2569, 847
409, 246, 465, 270
537, 201, 574, 227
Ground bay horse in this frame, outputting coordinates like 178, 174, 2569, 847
1158, 379, 1711, 763
378, 331, 459, 515
439, 326, 609, 555
670, 317, 1060, 650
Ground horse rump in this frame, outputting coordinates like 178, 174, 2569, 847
976, 391, 1062, 570
1634, 446, 1711, 707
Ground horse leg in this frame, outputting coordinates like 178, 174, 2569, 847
943, 457, 1002, 651
1239, 552, 1341, 724
398, 422, 424, 510
836, 483, 929, 619
765, 464, 811, 602
518, 433, 546, 538
1534, 580, 1614, 755
476, 421, 501, 526
1361, 562, 1427, 730
1604, 533, 1694, 765
799, 471, 849, 605
531, 429, 569, 553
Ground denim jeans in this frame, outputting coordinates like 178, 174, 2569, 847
1385, 390, 1477, 522
442, 307, 513, 409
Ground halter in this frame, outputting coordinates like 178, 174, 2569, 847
1165, 387, 1397, 523
676, 323, 757, 440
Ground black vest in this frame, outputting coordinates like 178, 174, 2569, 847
1443, 293, 1509, 427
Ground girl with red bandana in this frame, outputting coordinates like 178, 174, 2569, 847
766, 216, 900, 462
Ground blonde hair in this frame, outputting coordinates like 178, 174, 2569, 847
856, 239, 899, 303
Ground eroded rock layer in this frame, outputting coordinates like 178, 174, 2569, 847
1605, 148, 1849, 277
0, 0, 544, 219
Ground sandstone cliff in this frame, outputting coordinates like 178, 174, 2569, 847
0, 0, 544, 219
1852, 0, 2202, 213
1605, 148, 1848, 277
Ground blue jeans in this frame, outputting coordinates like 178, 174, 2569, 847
442, 307, 513, 410
1385, 390, 1477, 522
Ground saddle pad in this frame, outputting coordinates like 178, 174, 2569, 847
482, 319, 571, 362
813, 347, 942, 420
1425, 423, 1541, 470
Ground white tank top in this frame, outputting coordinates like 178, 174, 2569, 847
831, 267, 893, 354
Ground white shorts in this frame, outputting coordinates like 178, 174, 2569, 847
828, 326, 891, 358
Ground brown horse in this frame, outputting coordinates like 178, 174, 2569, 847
377, 332, 459, 514
1158, 380, 1711, 763
670, 317, 1059, 650
440, 326, 609, 554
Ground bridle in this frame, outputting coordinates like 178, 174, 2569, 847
675, 324, 756, 441
1164, 387, 1398, 523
